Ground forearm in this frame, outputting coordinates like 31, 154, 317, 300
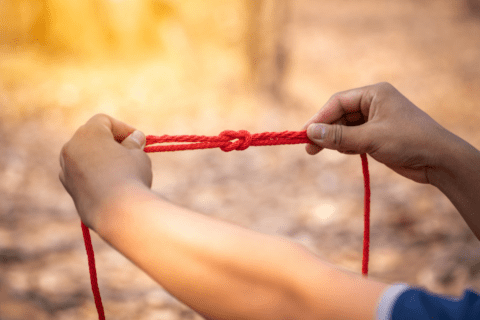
428, 132, 480, 240
94, 183, 387, 319
96, 185, 314, 319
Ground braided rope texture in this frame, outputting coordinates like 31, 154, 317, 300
81, 222, 106, 320
144, 130, 311, 152
81, 129, 371, 320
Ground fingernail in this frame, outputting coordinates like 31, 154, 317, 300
308, 123, 326, 140
130, 130, 146, 149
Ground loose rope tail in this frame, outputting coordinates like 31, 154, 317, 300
80, 130, 371, 319
81, 222, 105, 320
361, 153, 370, 276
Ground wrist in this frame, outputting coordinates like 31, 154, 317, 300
93, 181, 155, 238
425, 131, 480, 238
426, 131, 478, 188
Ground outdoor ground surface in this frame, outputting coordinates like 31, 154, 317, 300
1, 0, 480, 319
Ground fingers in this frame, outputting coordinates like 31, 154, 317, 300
306, 122, 372, 154
60, 114, 144, 187
305, 143, 323, 155
85, 113, 137, 143
121, 130, 146, 150
302, 85, 374, 131
302, 83, 384, 156
84, 114, 147, 152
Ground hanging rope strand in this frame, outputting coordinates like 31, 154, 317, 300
81, 222, 106, 320
361, 153, 370, 276
81, 129, 371, 320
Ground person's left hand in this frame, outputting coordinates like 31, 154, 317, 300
59, 114, 152, 232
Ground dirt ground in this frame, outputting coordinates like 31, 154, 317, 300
1, 0, 480, 319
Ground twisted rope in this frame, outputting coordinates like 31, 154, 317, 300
81, 223, 106, 320
81, 129, 371, 319
144, 130, 311, 152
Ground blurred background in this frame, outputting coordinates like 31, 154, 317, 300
1, 0, 480, 319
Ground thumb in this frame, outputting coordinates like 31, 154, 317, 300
121, 130, 146, 150
307, 123, 370, 154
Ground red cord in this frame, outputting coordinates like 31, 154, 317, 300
361, 153, 370, 276
81, 129, 371, 319
81, 222, 106, 320
144, 130, 311, 152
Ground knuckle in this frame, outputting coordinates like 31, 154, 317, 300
326, 91, 343, 106
60, 144, 76, 165
330, 92, 342, 104
92, 113, 109, 121
60, 143, 71, 158
87, 113, 110, 128
73, 124, 89, 140
376, 81, 395, 93
332, 124, 343, 148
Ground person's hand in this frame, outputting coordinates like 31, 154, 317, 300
303, 82, 454, 184
59, 114, 152, 231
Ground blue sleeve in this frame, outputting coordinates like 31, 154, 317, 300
377, 283, 480, 320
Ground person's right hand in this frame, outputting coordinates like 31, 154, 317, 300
303, 82, 455, 184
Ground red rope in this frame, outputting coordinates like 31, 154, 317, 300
144, 130, 311, 152
81, 222, 106, 320
81, 129, 371, 319
361, 153, 370, 276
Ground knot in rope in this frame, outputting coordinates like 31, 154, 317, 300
219, 130, 252, 151
144, 130, 311, 153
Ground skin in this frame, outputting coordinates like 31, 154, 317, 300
59, 82, 480, 319
302, 82, 480, 240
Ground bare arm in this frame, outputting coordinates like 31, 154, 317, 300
427, 131, 480, 239
59, 114, 388, 319
98, 182, 388, 320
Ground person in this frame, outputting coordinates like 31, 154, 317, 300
59, 82, 480, 319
